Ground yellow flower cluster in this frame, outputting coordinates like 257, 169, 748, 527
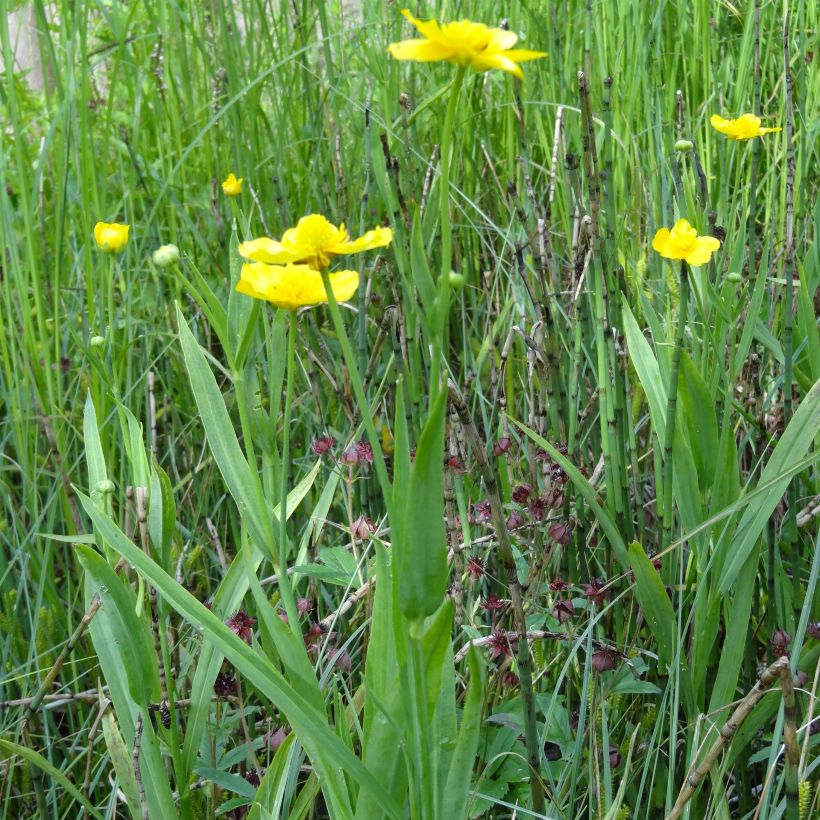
387, 9, 546, 79
652, 219, 720, 267
710, 113, 780, 140
238, 215, 393, 310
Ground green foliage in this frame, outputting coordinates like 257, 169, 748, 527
1, 0, 818, 818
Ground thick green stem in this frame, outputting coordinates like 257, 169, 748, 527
662, 261, 688, 558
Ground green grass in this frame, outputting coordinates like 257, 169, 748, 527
1, 0, 818, 817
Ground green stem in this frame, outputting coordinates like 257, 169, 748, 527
319, 272, 393, 519
277, 311, 301, 631
439, 66, 466, 285
662, 261, 689, 559
431, 66, 466, 399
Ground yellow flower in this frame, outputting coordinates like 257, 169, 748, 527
387, 9, 546, 79
237, 262, 358, 311
239, 214, 393, 271
710, 113, 781, 140
93, 222, 130, 253
222, 173, 243, 196
652, 219, 721, 267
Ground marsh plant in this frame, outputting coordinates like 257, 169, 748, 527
0, 2, 818, 819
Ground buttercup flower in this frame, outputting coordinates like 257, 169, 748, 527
93, 222, 130, 253
710, 113, 781, 140
222, 173, 243, 196
387, 9, 546, 79
239, 214, 392, 271
652, 219, 721, 266
237, 262, 358, 311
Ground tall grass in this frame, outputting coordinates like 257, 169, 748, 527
0, 0, 818, 817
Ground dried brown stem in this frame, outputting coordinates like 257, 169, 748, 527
666, 656, 789, 820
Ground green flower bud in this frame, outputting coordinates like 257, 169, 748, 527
152, 243, 180, 268
726, 272, 742, 283
448, 272, 465, 289
674, 139, 694, 152
90, 335, 106, 348
95, 479, 115, 495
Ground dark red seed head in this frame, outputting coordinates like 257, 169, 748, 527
591, 647, 617, 673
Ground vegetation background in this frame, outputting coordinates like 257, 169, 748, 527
0, 0, 818, 818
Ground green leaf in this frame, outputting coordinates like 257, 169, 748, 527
83, 391, 107, 490
716, 378, 820, 592
396, 385, 448, 620
441, 647, 486, 820
149, 460, 176, 568
76, 545, 161, 704
628, 542, 676, 671
252, 732, 297, 819
410, 209, 437, 318
78, 492, 402, 820
708, 544, 761, 714
622, 303, 703, 534
678, 351, 718, 489
180, 461, 321, 776
101, 709, 141, 817
355, 543, 407, 820
0, 740, 103, 820
176, 305, 272, 552
196, 766, 258, 799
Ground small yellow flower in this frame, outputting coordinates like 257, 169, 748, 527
387, 9, 546, 79
222, 173, 243, 196
652, 219, 721, 267
93, 222, 130, 253
710, 113, 781, 140
239, 214, 393, 271
237, 263, 359, 311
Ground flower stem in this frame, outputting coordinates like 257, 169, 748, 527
431, 66, 466, 399
277, 310, 301, 631
319, 272, 393, 518
661, 260, 688, 559
439, 66, 465, 285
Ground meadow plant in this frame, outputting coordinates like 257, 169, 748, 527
0, 2, 818, 819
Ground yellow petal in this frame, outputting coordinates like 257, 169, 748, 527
471, 51, 524, 78
324, 269, 360, 303
239, 237, 301, 264
400, 8, 444, 41
651, 228, 672, 255
504, 48, 548, 63
684, 236, 721, 266
670, 219, 695, 239
388, 39, 456, 62
759, 126, 782, 135
490, 29, 519, 50
710, 114, 732, 135
332, 226, 394, 255
237, 263, 360, 310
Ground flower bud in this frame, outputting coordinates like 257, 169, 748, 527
152, 243, 180, 267
726, 272, 742, 283
448, 272, 465, 289
674, 139, 694, 152
95, 479, 115, 495
90, 335, 106, 348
